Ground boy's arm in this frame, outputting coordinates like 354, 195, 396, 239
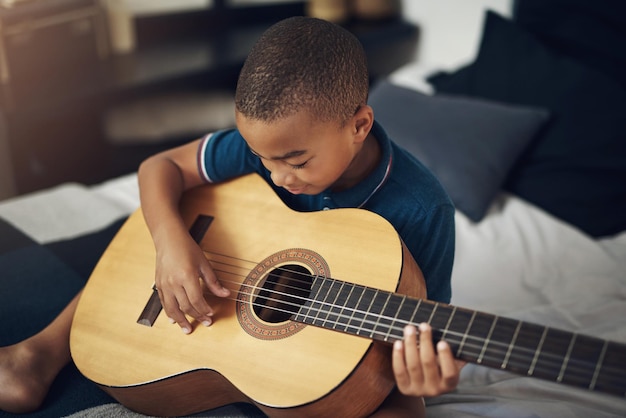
137, 139, 230, 334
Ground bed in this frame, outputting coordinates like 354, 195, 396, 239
1, 1, 625, 417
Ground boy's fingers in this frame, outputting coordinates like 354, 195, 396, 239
393, 325, 422, 393
182, 280, 214, 318
418, 323, 443, 390
159, 288, 193, 334
159, 283, 215, 334
403, 325, 420, 370
404, 324, 424, 390
201, 268, 231, 298
436, 341, 461, 389
392, 339, 410, 389
418, 323, 437, 365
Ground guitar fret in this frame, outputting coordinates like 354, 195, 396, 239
442, 307, 473, 359
427, 303, 439, 324
457, 311, 477, 358
343, 285, 367, 334
320, 280, 344, 328
533, 328, 575, 381
399, 297, 423, 341
370, 292, 392, 338
334, 280, 351, 328
392, 297, 420, 341
479, 316, 519, 369
505, 321, 545, 375
332, 282, 355, 330
590, 340, 608, 390
413, 300, 436, 324
528, 326, 549, 376
428, 304, 455, 345
460, 311, 495, 363
561, 333, 608, 390
410, 299, 423, 325
296, 276, 322, 322
383, 295, 407, 342
310, 279, 333, 326
557, 334, 577, 382
477, 316, 499, 364
502, 320, 522, 369
359, 289, 379, 337
595, 341, 626, 396
440, 306, 457, 341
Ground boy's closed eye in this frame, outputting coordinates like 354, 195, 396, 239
289, 161, 308, 170
249, 147, 309, 170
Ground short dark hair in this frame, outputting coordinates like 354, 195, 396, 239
235, 16, 369, 124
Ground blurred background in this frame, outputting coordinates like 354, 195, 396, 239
0, 0, 512, 200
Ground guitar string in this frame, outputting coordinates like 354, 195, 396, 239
186, 254, 624, 384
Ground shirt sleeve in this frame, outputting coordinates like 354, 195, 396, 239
197, 129, 260, 183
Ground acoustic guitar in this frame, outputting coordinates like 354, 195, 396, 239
70, 173, 626, 418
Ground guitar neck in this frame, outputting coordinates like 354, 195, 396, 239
292, 276, 626, 398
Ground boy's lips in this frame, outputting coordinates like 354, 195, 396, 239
285, 185, 307, 194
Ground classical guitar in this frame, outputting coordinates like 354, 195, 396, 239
70, 173, 626, 418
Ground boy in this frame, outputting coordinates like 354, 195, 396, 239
0, 16, 459, 416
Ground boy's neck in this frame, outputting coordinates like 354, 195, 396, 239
331, 132, 381, 192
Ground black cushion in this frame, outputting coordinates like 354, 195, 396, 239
513, 0, 626, 86
428, 11, 626, 237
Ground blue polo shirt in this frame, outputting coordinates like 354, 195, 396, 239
198, 121, 454, 303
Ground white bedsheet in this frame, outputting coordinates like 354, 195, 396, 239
436, 194, 626, 417
0, 174, 139, 244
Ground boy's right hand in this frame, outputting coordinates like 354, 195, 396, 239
154, 231, 230, 334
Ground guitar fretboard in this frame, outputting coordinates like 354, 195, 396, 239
292, 276, 626, 398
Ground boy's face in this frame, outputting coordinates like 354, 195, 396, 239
236, 109, 370, 195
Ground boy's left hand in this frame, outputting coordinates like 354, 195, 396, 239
392, 323, 464, 397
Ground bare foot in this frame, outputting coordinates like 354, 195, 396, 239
0, 294, 77, 413
0, 342, 56, 413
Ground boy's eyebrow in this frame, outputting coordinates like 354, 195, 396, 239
249, 147, 308, 161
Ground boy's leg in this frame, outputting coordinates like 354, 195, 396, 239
0, 292, 80, 413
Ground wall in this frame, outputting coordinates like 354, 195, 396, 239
400, 0, 513, 70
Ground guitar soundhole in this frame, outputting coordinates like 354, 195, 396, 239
237, 248, 329, 340
253, 264, 313, 323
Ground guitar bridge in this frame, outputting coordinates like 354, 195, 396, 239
137, 285, 162, 327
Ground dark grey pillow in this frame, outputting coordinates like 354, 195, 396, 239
369, 80, 549, 221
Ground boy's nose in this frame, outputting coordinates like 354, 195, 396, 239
271, 169, 295, 188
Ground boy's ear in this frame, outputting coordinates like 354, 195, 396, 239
352, 105, 374, 143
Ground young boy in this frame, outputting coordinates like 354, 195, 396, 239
0, 16, 460, 416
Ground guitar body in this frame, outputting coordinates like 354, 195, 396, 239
70, 174, 426, 417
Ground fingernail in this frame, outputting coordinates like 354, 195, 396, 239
202, 319, 212, 327
394, 340, 403, 350
168, 317, 175, 324
181, 327, 191, 334
419, 323, 430, 332
404, 325, 417, 336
